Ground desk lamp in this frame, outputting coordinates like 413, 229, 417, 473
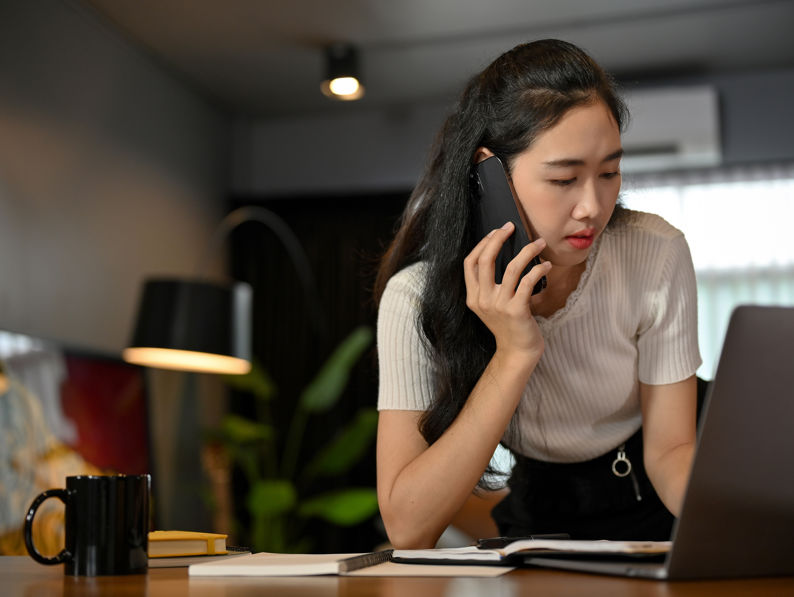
123, 207, 325, 375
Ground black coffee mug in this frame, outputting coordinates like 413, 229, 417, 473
24, 474, 150, 576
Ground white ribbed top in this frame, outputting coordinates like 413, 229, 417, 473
376, 211, 701, 462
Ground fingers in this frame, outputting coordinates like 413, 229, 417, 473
464, 221, 514, 295
501, 237, 548, 292
515, 257, 552, 301
464, 221, 550, 311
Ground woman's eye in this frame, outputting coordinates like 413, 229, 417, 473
550, 178, 576, 187
601, 171, 621, 180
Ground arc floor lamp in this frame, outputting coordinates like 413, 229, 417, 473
123, 207, 326, 375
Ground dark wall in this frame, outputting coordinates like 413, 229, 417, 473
228, 191, 408, 551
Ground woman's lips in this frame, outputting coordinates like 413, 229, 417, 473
565, 231, 595, 250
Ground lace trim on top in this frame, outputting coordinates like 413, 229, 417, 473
535, 233, 604, 330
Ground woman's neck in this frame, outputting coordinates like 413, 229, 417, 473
530, 260, 587, 318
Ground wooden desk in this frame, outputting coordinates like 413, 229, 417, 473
3, 556, 793, 597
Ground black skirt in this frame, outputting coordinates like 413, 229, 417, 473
490, 428, 675, 541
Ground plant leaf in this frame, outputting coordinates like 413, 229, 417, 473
297, 488, 379, 526
303, 409, 378, 479
246, 479, 297, 517
223, 361, 277, 400
219, 414, 274, 444
299, 326, 373, 413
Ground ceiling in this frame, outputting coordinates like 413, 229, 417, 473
81, 0, 794, 119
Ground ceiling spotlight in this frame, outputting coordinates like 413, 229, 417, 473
321, 43, 364, 101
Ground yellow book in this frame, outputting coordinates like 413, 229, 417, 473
148, 530, 228, 558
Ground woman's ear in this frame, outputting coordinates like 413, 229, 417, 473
473, 146, 495, 164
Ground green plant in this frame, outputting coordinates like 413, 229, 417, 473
207, 325, 378, 553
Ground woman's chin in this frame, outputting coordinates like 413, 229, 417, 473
543, 249, 591, 269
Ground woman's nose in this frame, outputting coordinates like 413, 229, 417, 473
571, 180, 601, 220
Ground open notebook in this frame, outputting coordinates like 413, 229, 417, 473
525, 305, 794, 580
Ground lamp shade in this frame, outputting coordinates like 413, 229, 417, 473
123, 279, 252, 375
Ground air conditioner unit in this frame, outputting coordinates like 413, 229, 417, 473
621, 85, 721, 173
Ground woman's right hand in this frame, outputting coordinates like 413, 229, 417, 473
463, 221, 552, 360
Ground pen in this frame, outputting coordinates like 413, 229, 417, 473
476, 534, 570, 549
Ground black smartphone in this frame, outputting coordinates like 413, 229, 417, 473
473, 155, 547, 294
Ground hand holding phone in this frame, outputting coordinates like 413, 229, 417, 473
473, 156, 547, 295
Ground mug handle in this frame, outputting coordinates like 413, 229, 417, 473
24, 489, 72, 565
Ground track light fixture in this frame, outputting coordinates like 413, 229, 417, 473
321, 43, 364, 101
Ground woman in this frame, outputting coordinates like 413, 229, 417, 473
374, 39, 701, 549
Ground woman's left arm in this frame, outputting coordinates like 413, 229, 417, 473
640, 375, 698, 517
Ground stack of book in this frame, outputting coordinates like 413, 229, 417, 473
148, 530, 250, 568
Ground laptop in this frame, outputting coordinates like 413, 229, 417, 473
525, 305, 794, 580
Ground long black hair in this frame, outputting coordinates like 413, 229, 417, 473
375, 39, 629, 486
